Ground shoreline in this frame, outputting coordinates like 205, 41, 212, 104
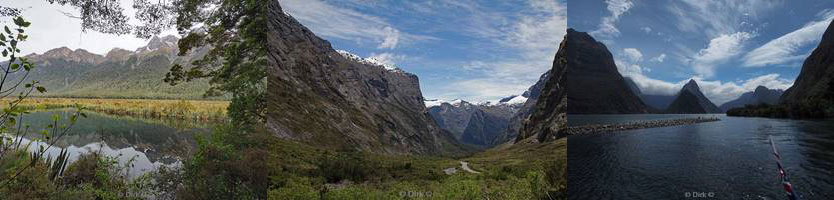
566, 117, 721, 135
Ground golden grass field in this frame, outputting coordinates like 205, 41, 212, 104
1, 98, 229, 121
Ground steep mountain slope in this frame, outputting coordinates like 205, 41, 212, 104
565, 29, 652, 114
267, 1, 463, 155
518, 34, 567, 143
4, 36, 212, 99
666, 80, 721, 114
719, 86, 783, 111
781, 19, 834, 104
666, 90, 706, 114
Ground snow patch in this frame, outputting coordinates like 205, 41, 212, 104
425, 99, 446, 108
502, 95, 528, 105
335, 50, 400, 72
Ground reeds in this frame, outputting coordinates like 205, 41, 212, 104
0, 98, 228, 122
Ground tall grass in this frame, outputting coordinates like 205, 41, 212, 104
1, 98, 228, 122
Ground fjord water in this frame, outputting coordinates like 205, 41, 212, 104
568, 114, 834, 199
13, 109, 209, 178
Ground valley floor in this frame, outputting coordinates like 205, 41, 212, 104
268, 138, 566, 199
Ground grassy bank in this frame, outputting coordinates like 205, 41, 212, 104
1, 98, 228, 122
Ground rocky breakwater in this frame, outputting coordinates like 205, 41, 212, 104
566, 117, 720, 135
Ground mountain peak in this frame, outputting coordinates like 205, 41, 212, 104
754, 85, 769, 93
105, 48, 133, 61
683, 79, 700, 92
36, 47, 104, 64
137, 35, 179, 52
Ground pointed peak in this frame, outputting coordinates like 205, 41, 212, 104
683, 79, 700, 90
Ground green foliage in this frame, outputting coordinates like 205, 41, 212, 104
164, 124, 268, 199
727, 99, 834, 119
268, 176, 319, 200
0, 150, 150, 199
317, 151, 371, 183
164, 0, 266, 130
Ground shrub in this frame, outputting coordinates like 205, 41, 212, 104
316, 151, 371, 183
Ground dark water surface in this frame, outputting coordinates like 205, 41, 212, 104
11, 109, 210, 178
568, 114, 834, 199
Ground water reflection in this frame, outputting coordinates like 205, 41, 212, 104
8, 109, 210, 178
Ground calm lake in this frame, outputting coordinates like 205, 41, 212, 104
10, 109, 210, 178
568, 114, 834, 199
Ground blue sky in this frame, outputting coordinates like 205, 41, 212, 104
279, 0, 566, 103
569, 0, 834, 105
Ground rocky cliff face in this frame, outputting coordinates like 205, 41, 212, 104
267, 1, 462, 155
565, 29, 652, 114
781, 19, 834, 104
719, 86, 783, 111
666, 80, 721, 114
518, 35, 567, 143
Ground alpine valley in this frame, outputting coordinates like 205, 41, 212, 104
266, 1, 565, 199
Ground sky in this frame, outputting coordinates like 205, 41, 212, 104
0, 0, 177, 56
279, 0, 566, 103
569, 0, 834, 105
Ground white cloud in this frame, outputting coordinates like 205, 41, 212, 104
650, 53, 667, 62
280, 0, 433, 50
668, 0, 780, 37
642, 27, 652, 33
623, 48, 643, 62
592, 0, 633, 38
436, 79, 532, 103
743, 11, 834, 67
367, 52, 403, 66
440, 0, 567, 101
378, 26, 400, 49
626, 73, 793, 105
690, 32, 754, 78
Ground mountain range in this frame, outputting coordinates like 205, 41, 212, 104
426, 99, 519, 147
3, 35, 213, 99
719, 86, 783, 112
